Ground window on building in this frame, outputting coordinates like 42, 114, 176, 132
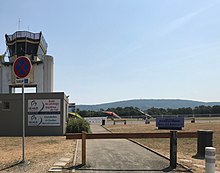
3, 102, 10, 110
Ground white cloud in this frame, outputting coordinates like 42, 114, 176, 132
161, 2, 218, 36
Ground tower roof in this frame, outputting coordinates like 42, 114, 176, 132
5, 31, 48, 59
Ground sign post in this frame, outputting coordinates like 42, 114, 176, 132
22, 82, 25, 162
13, 56, 32, 163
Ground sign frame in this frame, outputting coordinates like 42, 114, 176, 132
13, 56, 32, 79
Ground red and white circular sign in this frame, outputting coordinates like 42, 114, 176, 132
13, 56, 32, 78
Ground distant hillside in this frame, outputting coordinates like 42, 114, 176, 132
76, 99, 220, 111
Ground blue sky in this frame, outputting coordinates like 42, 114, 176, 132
0, 0, 220, 104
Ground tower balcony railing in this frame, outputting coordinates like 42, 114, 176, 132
5, 31, 48, 51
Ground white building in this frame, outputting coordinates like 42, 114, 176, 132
0, 31, 53, 93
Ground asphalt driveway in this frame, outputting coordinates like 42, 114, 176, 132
73, 125, 190, 173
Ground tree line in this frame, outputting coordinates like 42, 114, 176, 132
76, 105, 220, 117
147, 105, 220, 115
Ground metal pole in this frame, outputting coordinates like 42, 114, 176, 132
22, 82, 25, 162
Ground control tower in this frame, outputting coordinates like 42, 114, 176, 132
0, 31, 53, 93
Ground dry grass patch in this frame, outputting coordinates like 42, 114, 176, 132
0, 136, 76, 173
105, 121, 220, 173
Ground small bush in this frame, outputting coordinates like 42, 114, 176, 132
66, 118, 90, 133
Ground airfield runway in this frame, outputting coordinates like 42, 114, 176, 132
72, 125, 190, 173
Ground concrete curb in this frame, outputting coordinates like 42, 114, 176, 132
102, 125, 193, 173
101, 125, 113, 133
48, 139, 78, 172
71, 139, 79, 172
73, 139, 79, 166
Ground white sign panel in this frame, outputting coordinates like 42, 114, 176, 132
28, 115, 60, 126
28, 99, 61, 126
84, 117, 107, 124
28, 99, 60, 113
15, 78, 29, 84
15, 78, 24, 84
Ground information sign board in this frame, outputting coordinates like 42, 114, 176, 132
28, 115, 60, 126
28, 99, 61, 126
156, 117, 184, 130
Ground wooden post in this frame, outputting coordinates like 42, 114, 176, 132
82, 131, 86, 165
170, 131, 177, 169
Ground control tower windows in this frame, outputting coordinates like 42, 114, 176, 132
17, 42, 25, 56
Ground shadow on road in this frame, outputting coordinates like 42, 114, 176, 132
68, 164, 190, 172
0, 160, 27, 172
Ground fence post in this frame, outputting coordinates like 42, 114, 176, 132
196, 130, 213, 158
82, 131, 86, 165
170, 131, 177, 169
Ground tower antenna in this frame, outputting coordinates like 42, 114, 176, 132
18, 18, 21, 30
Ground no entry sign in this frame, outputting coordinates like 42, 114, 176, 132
13, 56, 32, 78
12, 56, 32, 162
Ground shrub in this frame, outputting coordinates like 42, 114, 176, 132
66, 118, 90, 133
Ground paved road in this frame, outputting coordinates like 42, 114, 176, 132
73, 125, 190, 173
